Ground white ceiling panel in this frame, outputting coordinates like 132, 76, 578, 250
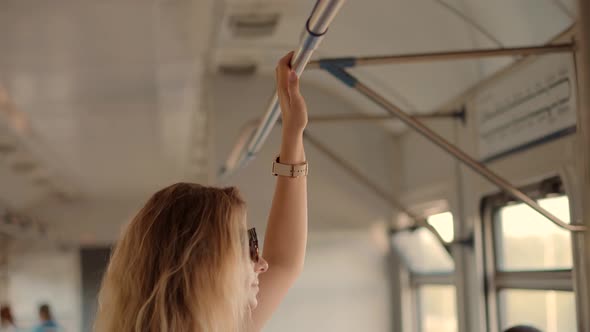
0, 0, 578, 243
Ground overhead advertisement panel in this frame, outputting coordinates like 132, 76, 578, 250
475, 54, 577, 163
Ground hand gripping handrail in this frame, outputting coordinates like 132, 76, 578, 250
221, 0, 346, 176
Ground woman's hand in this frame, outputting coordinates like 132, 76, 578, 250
275, 51, 308, 140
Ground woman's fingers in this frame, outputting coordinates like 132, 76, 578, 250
279, 51, 294, 68
275, 51, 307, 132
287, 71, 304, 110
276, 51, 294, 106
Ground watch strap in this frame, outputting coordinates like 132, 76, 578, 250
272, 156, 308, 177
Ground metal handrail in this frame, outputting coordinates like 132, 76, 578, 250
307, 43, 575, 68
221, 0, 346, 176
322, 65, 585, 232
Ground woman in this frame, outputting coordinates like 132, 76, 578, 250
95, 52, 308, 332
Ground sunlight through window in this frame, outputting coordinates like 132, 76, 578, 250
496, 196, 572, 270
419, 285, 458, 332
427, 212, 454, 243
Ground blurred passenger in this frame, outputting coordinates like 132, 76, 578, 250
95, 52, 308, 332
33, 304, 59, 332
504, 325, 542, 332
0, 305, 16, 332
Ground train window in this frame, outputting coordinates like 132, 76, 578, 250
427, 211, 454, 243
483, 178, 576, 332
392, 227, 454, 274
495, 196, 572, 271
499, 289, 576, 332
417, 284, 458, 332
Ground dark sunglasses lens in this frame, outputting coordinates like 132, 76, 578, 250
250, 247, 259, 263
248, 228, 259, 262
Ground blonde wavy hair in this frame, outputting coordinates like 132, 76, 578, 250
95, 183, 251, 332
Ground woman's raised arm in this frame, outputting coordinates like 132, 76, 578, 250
250, 51, 309, 331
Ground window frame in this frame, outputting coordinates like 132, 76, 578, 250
481, 176, 576, 332
409, 211, 458, 332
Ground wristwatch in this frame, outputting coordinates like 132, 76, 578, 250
272, 155, 308, 178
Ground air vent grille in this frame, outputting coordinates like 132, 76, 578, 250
12, 160, 37, 174
0, 143, 16, 155
228, 13, 280, 38
218, 62, 258, 76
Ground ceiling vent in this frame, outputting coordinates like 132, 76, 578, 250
12, 160, 37, 174
217, 62, 258, 76
32, 176, 51, 187
51, 190, 74, 203
228, 12, 280, 38
0, 143, 16, 155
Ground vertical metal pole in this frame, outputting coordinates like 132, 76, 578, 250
388, 250, 404, 332
574, 0, 590, 329
451, 121, 469, 332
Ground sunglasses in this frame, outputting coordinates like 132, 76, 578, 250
248, 228, 259, 263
